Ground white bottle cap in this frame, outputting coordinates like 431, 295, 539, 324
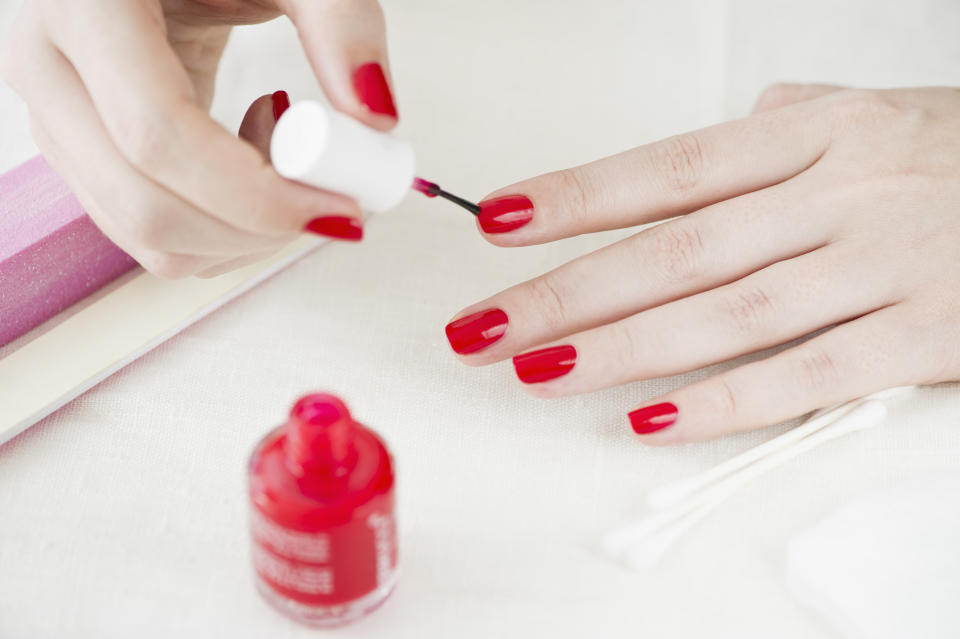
270, 100, 415, 213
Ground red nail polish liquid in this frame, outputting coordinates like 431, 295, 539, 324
248, 393, 398, 627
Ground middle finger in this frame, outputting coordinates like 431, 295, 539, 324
446, 174, 836, 361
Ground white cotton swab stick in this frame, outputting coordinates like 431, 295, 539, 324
604, 397, 862, 558
645, 387, 915, 511
622, 491, 726, 570
603, 399, 889, 567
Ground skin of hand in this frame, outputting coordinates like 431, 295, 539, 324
446, 84, 960, 444
0, 0, 398, 278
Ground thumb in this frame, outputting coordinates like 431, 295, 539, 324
279, 0, 398, 131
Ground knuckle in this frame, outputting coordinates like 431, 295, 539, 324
550, 167, 595, 227
648, 221, 706, 283
654, 133, 705, 193
611, 321, 641, 372
721, 283, 777, 335
827, 89, 900, 127
136, 251, 195, 280
713, 376, 740, 420
527, 273, 569, 331
796, 346, 841, 392
754, 82, 796, 111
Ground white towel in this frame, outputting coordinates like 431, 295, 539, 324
786, 474, 960, 639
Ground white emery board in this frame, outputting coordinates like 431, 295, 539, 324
0, 236, 324, 445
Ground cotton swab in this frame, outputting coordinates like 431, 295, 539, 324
603, 398, 891, 567
646, 387, 914, 511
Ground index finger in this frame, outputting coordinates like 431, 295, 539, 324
474, 93, 844, 246
281, 0, 399, 131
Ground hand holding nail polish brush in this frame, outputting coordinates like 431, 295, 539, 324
272, 100, 480, 217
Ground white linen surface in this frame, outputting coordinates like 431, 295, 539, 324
1, 1, 959, 637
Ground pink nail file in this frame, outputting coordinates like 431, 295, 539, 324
0, 155, 136, 347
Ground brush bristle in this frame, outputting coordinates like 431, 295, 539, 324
412, 177, 439, 197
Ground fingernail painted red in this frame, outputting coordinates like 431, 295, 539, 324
629, 402, 679, 435
272, 90, 290, 121
445, 308, 508, 354
353, 62, 398, 119
304, 216, 363, 241
477, 195, 534, 234
513, 345, 577, 384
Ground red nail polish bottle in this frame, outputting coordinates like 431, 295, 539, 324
248, 393, 398, 627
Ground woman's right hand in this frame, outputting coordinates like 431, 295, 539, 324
0, 0, 398, 278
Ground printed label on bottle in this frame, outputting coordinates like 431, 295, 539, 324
250, 508, 331, 562
367, 512, 395, 588
252, 543, 334, 594
250, 504, 397, 605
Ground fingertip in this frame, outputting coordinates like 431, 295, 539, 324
629, 420, 686, 445
240, 93, 279, 158
352, 61, 399, 126
272, 90, 291, 121
303, 214, 365, 241
628, 401, 681, 441
518, 381, 557, 399
630, 431, 680, 446
444, 305, 512, 362
285, 0, 397, 132
475, 194, 536, 240
450, 352, 493, 367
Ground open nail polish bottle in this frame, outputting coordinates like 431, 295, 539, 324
248, 393, 398, 627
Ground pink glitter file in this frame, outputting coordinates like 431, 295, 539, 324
0, 155, 136, 347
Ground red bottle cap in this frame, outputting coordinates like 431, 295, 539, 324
285, 394, 357, 474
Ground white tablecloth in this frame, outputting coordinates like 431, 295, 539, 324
2, 1, 959, 637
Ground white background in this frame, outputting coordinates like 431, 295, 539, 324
2, 1, 960, 637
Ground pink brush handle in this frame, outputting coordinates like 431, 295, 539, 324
0, 155, 136, 347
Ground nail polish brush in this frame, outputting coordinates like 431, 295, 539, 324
411, 178, 480, 215
271, 100, 479, 216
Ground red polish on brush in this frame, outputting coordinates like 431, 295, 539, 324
248, 393, 398, 627
412, 177, 480, 215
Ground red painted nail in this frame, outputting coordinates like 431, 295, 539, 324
478, 195, 534, 234
446, 309, 508, 354
304, 216, 363, 241
513, 345, 577, 384
272, 90, 290, 121
353, 62, 398, 119
628, 402, 679, 435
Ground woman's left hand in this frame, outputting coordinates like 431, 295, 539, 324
445, 85, 960, 443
